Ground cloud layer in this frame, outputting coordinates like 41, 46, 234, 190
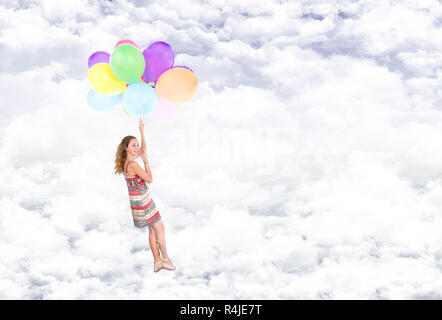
0, 0, 441, 299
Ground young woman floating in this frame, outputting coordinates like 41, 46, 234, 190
114, 118, 176, 272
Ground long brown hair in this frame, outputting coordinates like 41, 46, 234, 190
114, 135, 137, 175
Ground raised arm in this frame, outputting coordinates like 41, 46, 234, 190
139, 117, 147, 155
138, 117, 153, 182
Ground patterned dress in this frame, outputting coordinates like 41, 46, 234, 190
124, 160, 161, 228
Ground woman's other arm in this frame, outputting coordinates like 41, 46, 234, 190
141, 153, 153, 182
129, 161, 152, 183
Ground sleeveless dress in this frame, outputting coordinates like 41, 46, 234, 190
123, 160, 161, 228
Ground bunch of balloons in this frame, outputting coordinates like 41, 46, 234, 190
87, 40, 198, 119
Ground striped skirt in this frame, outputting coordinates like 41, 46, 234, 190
129, 188, 161, 228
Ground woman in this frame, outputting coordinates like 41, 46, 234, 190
114, 118, 176, 272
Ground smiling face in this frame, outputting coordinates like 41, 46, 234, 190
125, 138, 140, 159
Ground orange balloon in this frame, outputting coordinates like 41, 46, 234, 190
155, 67, 198, 104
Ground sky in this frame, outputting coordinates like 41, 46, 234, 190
0, 0, 442, 299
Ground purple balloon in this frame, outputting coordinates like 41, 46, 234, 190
88, 51, 110, 69
142, 41, 174, 83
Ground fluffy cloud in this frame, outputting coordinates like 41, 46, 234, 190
0, 0, 441, 299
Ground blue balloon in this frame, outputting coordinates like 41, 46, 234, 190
87, 88, 122, 111
123, 82, 157, 116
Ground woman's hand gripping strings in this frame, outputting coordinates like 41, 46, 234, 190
139, 117, 153, 182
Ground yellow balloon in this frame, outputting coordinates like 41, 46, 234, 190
88, 63, 126, 95
155, 67, 198, 104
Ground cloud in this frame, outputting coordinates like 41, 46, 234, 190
0, 0, 441, 299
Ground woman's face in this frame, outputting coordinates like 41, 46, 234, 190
125, 138, 140, 158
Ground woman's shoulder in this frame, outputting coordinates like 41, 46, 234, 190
125, 160, 139, 176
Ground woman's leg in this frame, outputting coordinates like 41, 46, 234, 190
152, 220, 175, 269
148, 225, 161, 262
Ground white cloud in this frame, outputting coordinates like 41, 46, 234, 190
0, 0, 441, 300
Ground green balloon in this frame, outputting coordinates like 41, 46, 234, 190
110, 44, 145, 83
122, 103, 135, 118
